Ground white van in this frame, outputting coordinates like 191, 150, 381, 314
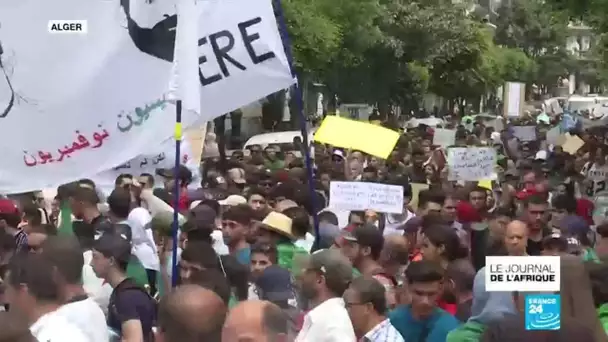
243, 130, 315, 151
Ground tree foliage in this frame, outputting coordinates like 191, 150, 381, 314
494, 0, 576, 89
279, 0, 547, 109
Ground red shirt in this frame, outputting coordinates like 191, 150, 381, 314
576, 198, 595, 226
437, 299, 457, 315
456, 201, 482, 224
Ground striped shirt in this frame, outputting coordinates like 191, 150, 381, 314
362, 319, 404, 342
14, 229, 27, 252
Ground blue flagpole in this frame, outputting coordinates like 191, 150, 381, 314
171, 100, 182, 287
272, 0, 320, 250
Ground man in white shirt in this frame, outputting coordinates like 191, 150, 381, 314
296, 249, 356, 342
4, 252, 89, 341
42, 236, 109, 342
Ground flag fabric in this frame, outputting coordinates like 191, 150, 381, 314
169, 0, 202, 116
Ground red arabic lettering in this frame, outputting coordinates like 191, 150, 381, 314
22, 125, 111, 167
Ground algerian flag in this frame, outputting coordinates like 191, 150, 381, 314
58, 202, 74, 236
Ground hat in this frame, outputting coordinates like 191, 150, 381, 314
318, 222, 341, 249
275, 199, 298, 213
308, 249, 353, 288
156, 165, 193, 183
535, 150, 548, 161
218, 195, 247, 206
93, 233, 132, 263
402, 217, 423, 234
342, 223, 384, 250
227, 168, 246, 184
255, 265, 295, 302
332, 150, 345, 159
559, 215, 590, 238
258, 211, 294, 239
0, 199, 18, 215
542, 232, 581, 254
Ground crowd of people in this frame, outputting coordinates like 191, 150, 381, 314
1, 113, 608, 342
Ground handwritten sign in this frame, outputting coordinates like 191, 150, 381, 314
511, 126, 536, 142
0, 0, 294, 193
329, 181, 404, 214
447, 148, 496, 181
561, 133, 585, 155
91, 139, 199, 193
433, 129, 456, 148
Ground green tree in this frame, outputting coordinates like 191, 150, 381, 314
494, 0, 575, 89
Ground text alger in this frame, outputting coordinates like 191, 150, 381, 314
23, 126, 110, 167
198, 17, 277, 86
50, 23, 83, 31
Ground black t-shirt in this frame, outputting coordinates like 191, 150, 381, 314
108, 278, 156, 342
526, 238, 543, 256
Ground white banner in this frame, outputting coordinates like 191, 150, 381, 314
91, 138, 199, 194
0, 0, 293, 193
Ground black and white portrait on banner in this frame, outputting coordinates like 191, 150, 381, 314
120, 0, 177, 63
0, 22, 15, 118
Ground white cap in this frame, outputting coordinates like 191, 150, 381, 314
535, 150, 548, 161
491, 132, 501, 144
218, 195, 247, 206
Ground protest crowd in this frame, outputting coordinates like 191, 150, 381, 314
3, 107, 608, 342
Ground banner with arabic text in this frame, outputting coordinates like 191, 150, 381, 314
91, 138, 199, 194
0, 0, 293, 193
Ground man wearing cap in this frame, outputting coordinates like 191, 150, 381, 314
91, 233, 157, 342
296, 249, 356, 342
156, 164, 193, 213
254, 265, 300, 336
0, 199, 27, 253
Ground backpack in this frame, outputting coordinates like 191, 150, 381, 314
108, 278, 157, 341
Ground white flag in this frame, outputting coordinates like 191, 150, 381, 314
169, 0, 201, 116
0, 0, 293, 193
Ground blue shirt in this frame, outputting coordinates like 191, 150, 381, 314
235, 247, 251, 265
389, 305, 460, 342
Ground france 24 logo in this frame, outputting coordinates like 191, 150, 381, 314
525, 294, 561, 330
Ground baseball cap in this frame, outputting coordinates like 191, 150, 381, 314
218, 195, 247, 207
156, 165, 193, 184
93, 232, 132, 263
534, 150, 548, 161
318, 222, 341, 249
0, 199, 18, 215
255, 265, 295, 302
559, 215, 590, 239
227, 168, 246, 185
342, 223, 384, 251
542, 233, 581, 255
307, 249, 353, 289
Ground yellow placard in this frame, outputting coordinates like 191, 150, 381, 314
561, 133, 585, 155
410, 183, 429, 210
313, 116, 400, 159
478, 180, 492, 190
